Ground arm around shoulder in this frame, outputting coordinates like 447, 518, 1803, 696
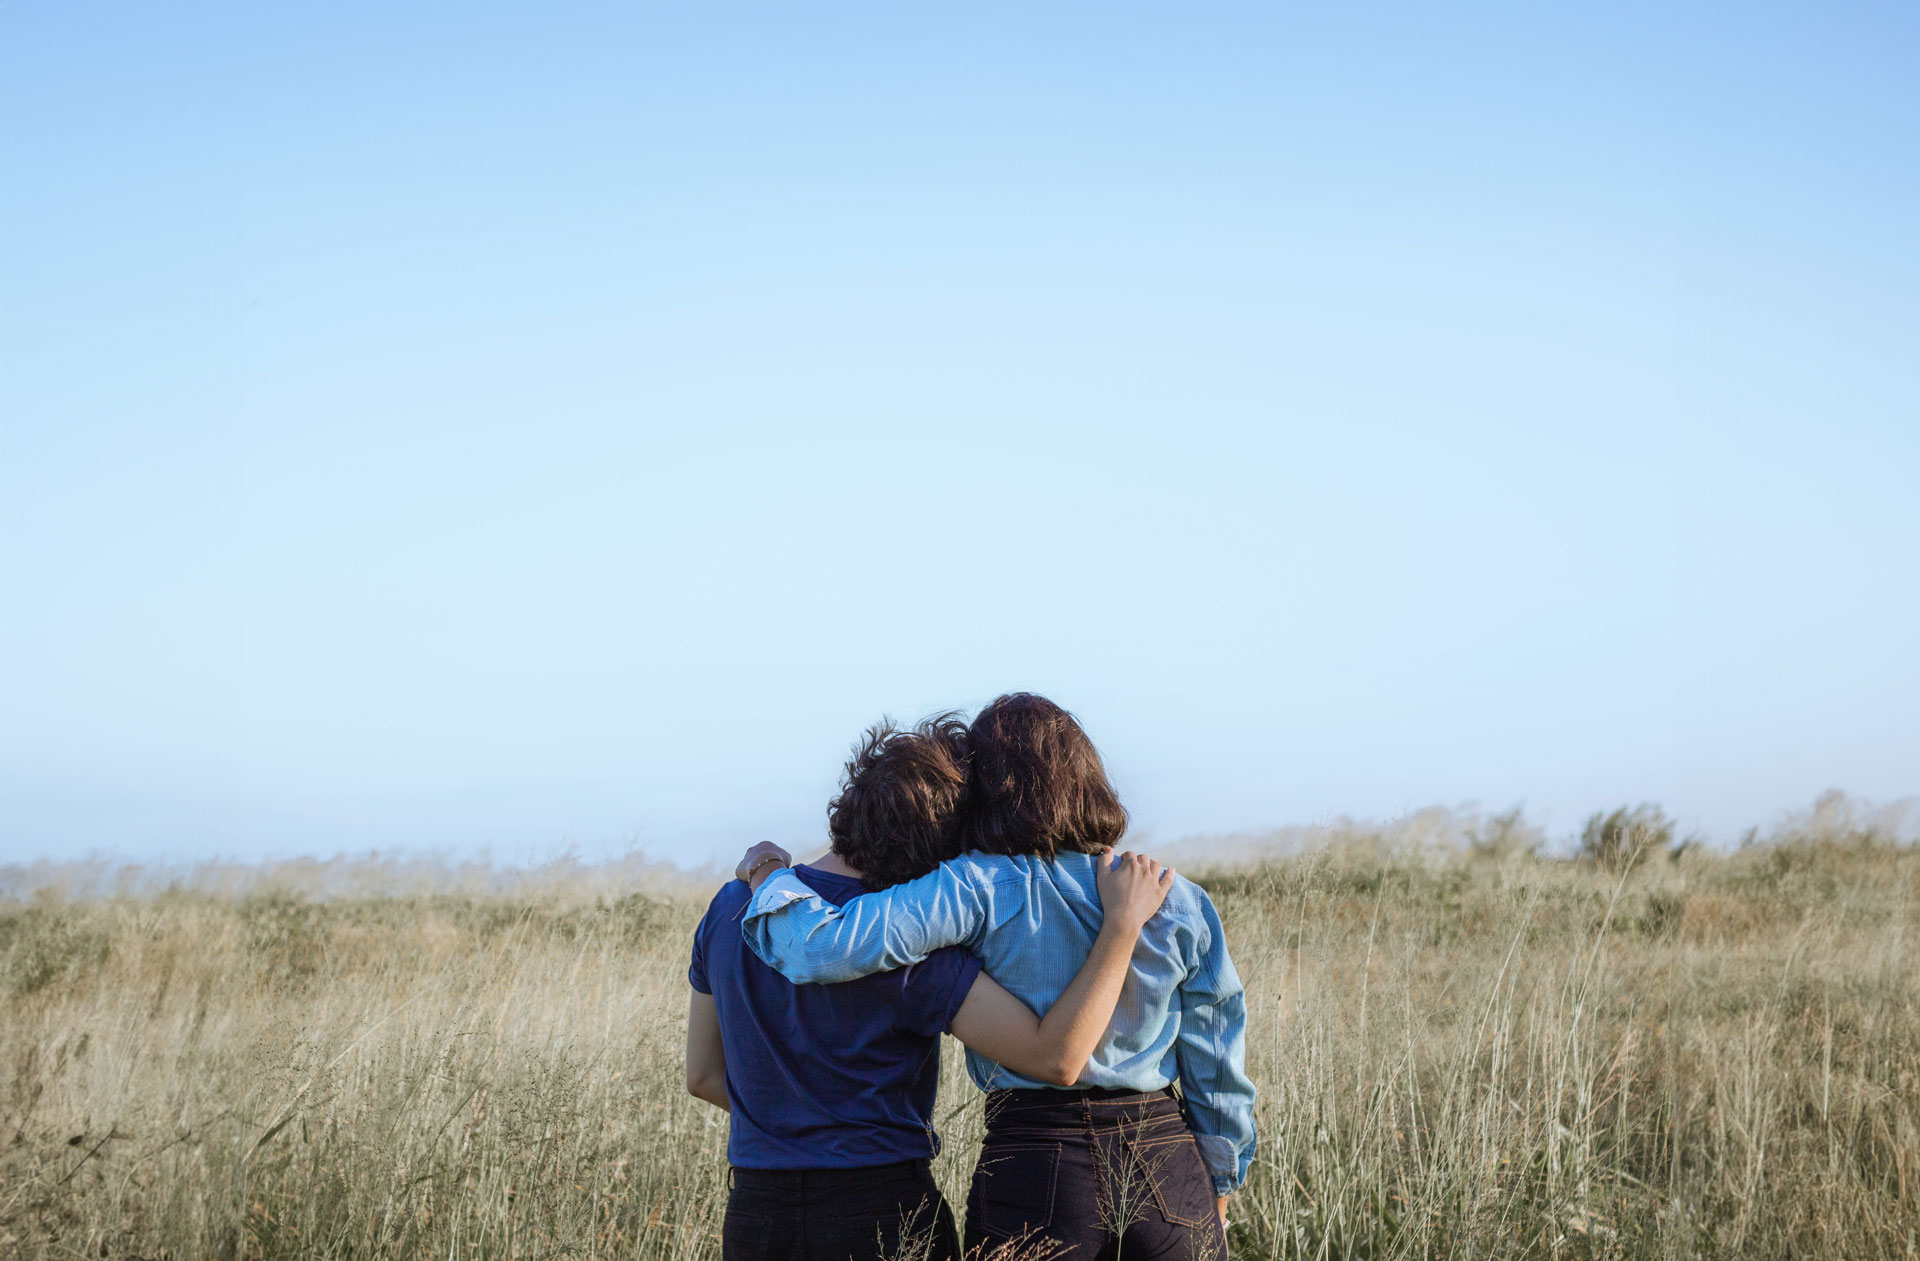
948, 849, 1174, 1085
741, 859, 993, 984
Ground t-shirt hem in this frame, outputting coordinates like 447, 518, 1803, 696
725, 1141, 942, 1170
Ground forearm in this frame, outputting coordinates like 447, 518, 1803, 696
950, 852, 1173, 1084
1178, 896, 1258, 1194
742, 865, 984, 983
1182, 1078, 1256, 1194
1176, 969, 1257, 1193
744, 892, 903, 982
1175, 987, 1256, 1193
1032, 921, 1139, 1080
952, 921, 1140, 1085
1176, 1001, 1258, 1193
687, 1073, 730, 1112
684, 991, 730, 1112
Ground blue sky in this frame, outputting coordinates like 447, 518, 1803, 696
3, 2, 1916, 865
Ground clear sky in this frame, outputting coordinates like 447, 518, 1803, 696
3, 2, 1916, 866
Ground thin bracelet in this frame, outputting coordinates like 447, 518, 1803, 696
743, 854, 785, 882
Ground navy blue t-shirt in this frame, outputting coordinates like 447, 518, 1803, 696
689, 865, 982, 1169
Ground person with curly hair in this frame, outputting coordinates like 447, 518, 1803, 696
688, 713, 1174, 1261
737, 695, 1254, 1260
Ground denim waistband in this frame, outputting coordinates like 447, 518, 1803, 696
983, 1085, 1182, 1130
728, 1158, 931, 1191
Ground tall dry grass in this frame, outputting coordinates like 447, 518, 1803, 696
3, 803, 1916, 1259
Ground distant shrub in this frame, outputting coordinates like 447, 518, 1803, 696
1577, 804, 1677, 871
1625, 887, 1685, 939
1734, 790, 1912, 889
241, 891, 330, 982
605, 891, 666, 944
1467, 806, 1542, 863
1763, 788, 1908, 854
0, 902, 113, 994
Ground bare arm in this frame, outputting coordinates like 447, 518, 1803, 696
947, 850, 1174, 1085
684, 990, 729, 1111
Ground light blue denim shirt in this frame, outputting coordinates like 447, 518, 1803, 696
741, 849, 1258, 1194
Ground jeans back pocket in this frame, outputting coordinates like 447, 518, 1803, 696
967, 1140, 1060, 1241
1133, 1134, 1216, 1231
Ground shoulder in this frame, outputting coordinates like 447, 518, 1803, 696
1166, 872, 1217, 912
944, 852, 1026, 888
689, 880, 750, 983
951, 849, 1097, 877
1161, 874, 1226, 948
698, 879, 751, 929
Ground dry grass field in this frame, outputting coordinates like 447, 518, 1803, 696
3, 800, 1916, 1260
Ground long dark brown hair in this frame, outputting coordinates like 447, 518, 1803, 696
826, 713, 972, 890
960, 693, 1127, 858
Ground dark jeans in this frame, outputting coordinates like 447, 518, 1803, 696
724, 1158, 962, 1261
965, 1087, 1227, 1261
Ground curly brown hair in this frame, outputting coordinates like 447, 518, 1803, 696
826, 713, 972, 890
960, 693, 1127, 859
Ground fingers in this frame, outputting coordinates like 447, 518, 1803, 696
1100, 849, 1174, 896
1122, 852, 1166, 877
1118, 853, 1168, 879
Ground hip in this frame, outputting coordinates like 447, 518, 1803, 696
965, 1091, 1223, 1255
724, 1159, 959, 1261
982, 1085, 1192, 1138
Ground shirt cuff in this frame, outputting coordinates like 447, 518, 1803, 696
1194, 1132, 1243, 1195
745, 867, 813, 917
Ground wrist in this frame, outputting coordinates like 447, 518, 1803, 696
743, 854, 787, 888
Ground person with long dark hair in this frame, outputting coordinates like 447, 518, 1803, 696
736, 694, 1255, 1260
687, 713, 1174, 1261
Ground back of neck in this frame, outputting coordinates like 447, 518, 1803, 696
808, 850, 865, 881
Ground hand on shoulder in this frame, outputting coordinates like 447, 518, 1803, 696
1093, 846, 1175, 931
735, 842, 791, 890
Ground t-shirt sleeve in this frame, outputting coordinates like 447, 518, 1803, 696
687, 906, 713, 995
893, 945, 982, 1037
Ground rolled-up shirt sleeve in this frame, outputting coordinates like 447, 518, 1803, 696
1173, 890, 1259, 1195
742, 863, 992, 983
